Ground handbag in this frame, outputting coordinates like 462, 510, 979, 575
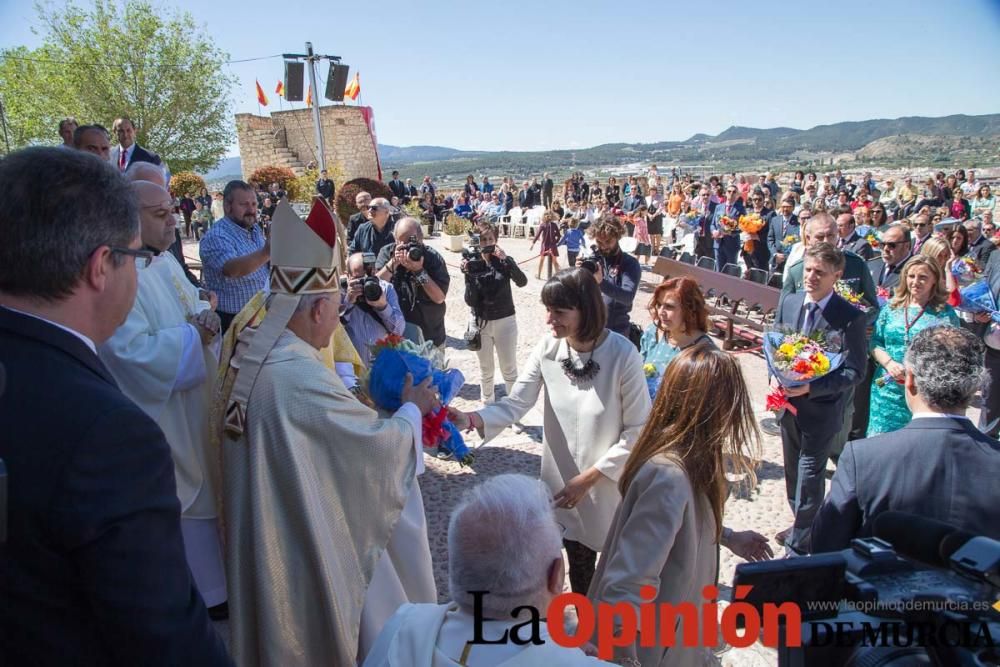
464, 316, 483, 351
628, 323, 643, 351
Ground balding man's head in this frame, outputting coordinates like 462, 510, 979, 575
394, 217, 423, 243
124, 161, 166, 187
347, 252, 366, 275
131, 180, 175, 251
806, 212, 838, 246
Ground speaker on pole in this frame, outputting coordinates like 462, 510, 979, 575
325, 63, 350, 102
284, 61, 305, 101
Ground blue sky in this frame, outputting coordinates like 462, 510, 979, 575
3, 0, 999, 156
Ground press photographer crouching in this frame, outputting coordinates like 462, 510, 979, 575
577, 214, 641, 344
340, 252, 405, 367
376, 217, 450, 349
461, 224, 528, 404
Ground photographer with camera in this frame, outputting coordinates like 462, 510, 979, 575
376, 218, 450, 348
461, 224, 528, 404
577, 214, 641, 343
340, 252, 405, 367
812, 325, 1000, 553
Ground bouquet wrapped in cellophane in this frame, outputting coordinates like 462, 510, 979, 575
763, 326, 844, 388
367, 334, 474, 466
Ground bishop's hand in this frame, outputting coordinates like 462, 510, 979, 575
401, 373, 439, 415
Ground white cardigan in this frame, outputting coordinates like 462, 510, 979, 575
478, 331, 651, 550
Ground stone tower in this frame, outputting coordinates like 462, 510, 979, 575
235, 105, 380, 181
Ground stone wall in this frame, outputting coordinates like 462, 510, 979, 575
235, 106, 380, 183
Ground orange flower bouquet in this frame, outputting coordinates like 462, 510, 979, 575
738, 213, 766, 252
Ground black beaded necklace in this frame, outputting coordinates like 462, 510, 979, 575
561, 340, 601, 381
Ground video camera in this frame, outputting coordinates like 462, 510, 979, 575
462, 234, 494, 276
340, 252, 383, 301
733, 512, 1000, 666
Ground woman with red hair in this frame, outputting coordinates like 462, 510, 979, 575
639, 276, 713, 369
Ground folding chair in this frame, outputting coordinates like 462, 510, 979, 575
679, 251, 695, 265
747, 268, 768, 284
722, 263, 742, 277
696, 256, 716, 270
767, 272, 784, 289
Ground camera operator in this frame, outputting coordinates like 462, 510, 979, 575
340, 252, 405, 368
376, 217, 450, 348
812, 325, 1000, 553
461, 224, 528, 404
577, 214, 641, 343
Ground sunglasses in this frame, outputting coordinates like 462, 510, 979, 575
882, 241, 905, 249
368, 205, 383, 212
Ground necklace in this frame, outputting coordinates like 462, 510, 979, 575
561, 340, 600, 381
904, 299, 927, 343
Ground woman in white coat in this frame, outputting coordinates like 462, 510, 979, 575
449, 268, 651, 594
588, 345, 761, 667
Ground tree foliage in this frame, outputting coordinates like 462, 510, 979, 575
169, 171, 206, 197
249, 165, 297, 192
0, 0, 236, 172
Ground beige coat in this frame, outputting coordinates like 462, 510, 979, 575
588, 455, 719, 667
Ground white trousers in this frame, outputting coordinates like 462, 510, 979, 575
475, 314, 519, 404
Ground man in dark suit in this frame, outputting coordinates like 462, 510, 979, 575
0, 147, 231, 666
964, 217, 995, 267
387, 170, 407, 202
773, 243, 867, 555
744, 190, 774, 271
813, 326, 1000, 551
316, 169, 336, 204
694, 187, 717, 260
710, 183, 746, 271
835, 211, 875, 259
866, 222, 911, 291
541, 173, 554, 209
766, 195, 800, 272
110, 116, 162, 174
517, 181, 533, 209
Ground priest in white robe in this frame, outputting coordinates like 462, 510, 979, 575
219, 198, 439, 667
99, 180, 227, 610
364, 474, 609, 667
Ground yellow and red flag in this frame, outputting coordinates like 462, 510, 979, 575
344, 73, 360, 101
275, 80, 284, 97
255, 79, 269, 106
305, 86, 312, 107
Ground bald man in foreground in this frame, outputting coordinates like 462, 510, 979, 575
98, 180, 229, 618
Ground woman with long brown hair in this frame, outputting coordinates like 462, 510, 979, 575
588, 345, 762, 667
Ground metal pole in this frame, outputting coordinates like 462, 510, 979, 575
305, 41, 326, 173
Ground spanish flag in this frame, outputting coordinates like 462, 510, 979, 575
305, 86, 312, 107
275, 80, 284, 97
344, 73, 360, 101
255, 79, 269, 106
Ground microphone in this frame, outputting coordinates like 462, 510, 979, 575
872, 511, 970, 567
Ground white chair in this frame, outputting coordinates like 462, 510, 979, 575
506, 207, 527, 238
524, 205, 546, 238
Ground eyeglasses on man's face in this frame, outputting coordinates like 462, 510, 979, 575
111, 246, 153, 268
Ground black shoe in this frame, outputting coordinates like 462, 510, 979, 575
208, 601, 229, 621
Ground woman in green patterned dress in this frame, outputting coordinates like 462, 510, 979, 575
868, 255, 960, 435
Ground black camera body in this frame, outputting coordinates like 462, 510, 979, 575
340, 253, 384, 301
398, 235, 424, 263
579, 244, 604, 274
734, 519, 1000, 667
462, 234, 491, 275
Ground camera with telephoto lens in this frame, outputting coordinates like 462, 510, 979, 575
462, 234, 490, 275
398, 235, 424, 263
579, 244, 604, 274
733, 512, 1000, 667
340, 252, 384, 302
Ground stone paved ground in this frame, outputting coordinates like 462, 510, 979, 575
185, 228, 977, 665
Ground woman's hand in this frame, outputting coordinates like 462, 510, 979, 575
885, 360, 906, 383
553, 468, 603, 510
724, 529, 774, 562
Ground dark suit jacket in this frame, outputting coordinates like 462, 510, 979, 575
114, 143, 162, 169
783, 251, 880, 326
518, 189, 532, 209
710, 200, 746, 248
387, 179, 407, 200
966, 235, 996, 268
766, 212, 800, 257
812, 417, 1000, 552
868, 256, 905, 290
773, 291, 868, 426
0, 308, 231, 667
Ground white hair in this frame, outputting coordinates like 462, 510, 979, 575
448, 474, 562, 617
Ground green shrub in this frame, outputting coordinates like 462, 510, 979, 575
249, 165, 297, 193
170, 171, 207, 197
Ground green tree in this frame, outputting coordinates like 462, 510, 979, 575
0, 0, 236, 172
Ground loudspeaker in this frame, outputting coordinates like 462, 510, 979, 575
325, 63, 350, 102
284, 61, 305, 101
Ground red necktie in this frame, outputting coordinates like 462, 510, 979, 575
119, 148, 127, 172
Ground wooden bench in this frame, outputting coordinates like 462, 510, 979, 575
651, 256, 781, 350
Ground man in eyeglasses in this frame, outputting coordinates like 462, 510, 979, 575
911, 213, 933, 253
868, 223, 911, 290
347, 191, 374, 247
0, 148, 233, 666
710, 185, 746, 271
766, 196, 800, 272
100, 179, 227, 619
350, 198, 396, 257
